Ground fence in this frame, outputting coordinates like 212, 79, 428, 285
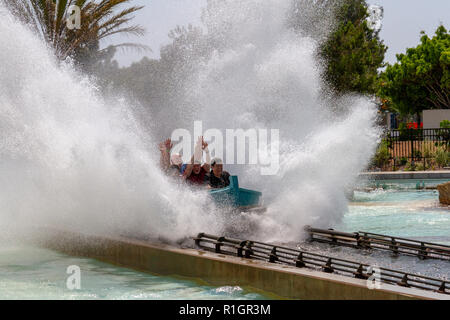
305, 226, 450, 261
384, 128, 450, 170
194, 233, 449, 295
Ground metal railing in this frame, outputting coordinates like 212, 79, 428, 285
194, 233, 449, 295
305, 227, 450, 261
385, 128, 450, 169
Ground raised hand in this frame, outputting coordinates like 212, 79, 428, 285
165, 138, 173, 151
202, 137, 208, 150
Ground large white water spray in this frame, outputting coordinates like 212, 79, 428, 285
0, 4, 222, 242
0, 0, 380, 243
169, 0, 382, 240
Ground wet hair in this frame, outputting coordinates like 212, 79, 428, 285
211, 157, 223, 166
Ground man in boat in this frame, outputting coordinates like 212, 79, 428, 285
209, 157, 230, 189
183, 137, 210, 186
159, 138, 184, 178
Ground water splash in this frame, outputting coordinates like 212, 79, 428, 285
0, 0, 381, 244
169, 0, 381, 240
0, 5, 222, 242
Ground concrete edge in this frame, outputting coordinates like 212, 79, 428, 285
359, 171, 450, 180
31, 228, 449, 300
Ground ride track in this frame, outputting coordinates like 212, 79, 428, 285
194, 232, 450, 296
305, 226, 450, 261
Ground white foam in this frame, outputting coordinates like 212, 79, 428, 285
0, 5, 222, 242
169, 0, 381, 241
0, 1, 380, 243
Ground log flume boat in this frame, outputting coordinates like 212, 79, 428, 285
209, 176, 265, 212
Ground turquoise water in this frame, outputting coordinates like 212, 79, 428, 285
305, 179, 450, 279
2, 179, 449, 299
338, 179, 450, 244
0, 245, 268, 300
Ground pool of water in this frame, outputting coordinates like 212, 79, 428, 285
2, 178, 449, 299
337, 179, 450, 244
0, 245, 269, 300
295, 179, 450, 280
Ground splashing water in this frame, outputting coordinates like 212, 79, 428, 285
169, 0, 381, 240
0, 4, 222, 242
0, 0, 380, 244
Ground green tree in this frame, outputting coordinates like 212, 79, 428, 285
2, 0, 147, 67
318, 0, 387, 95
380, 25, 450, 116
290, 0, 387, 95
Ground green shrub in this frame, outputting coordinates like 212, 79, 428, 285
435, 120, 450, 151
399, 157, 408, 166
440, 120, 450, 128
422, 145, 434, 168
373, 140, 391, 168
394, 156, 407, 167
423, 144, 434, 159
435, 147, 450, 168
415, 162, 428, 171
412, 150, 422, 159
404, 161, 415, 171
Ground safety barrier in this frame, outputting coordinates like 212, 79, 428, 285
194, 233, 449, 295
305, 226, 450, 261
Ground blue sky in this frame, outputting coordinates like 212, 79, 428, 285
104, 0, 450, 67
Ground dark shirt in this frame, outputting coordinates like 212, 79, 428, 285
209, 171, 230, 189
186, 167, 208, 185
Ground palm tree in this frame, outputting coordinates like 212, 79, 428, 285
2, 0, 147, 63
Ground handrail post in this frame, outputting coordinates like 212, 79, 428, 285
354, 264, 368, 280
269, 247, 278, 263
390, 238, 399, 255
244, 241, 253, 258
295, 252, 305, 268
356, 233, 363, 248
437, 282, 447, 294
236, 241, 246, 257
363, 232, 371, 249
195, 233, 204, 246
215, 236, 225, 253
322, 258, 334, 273
419, 242, 428, 260
398, 274, 410, 287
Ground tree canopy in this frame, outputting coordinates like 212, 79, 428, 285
2, 0, 147, 68
289, 0, 387, 95
379, 25, 450, 116
319, 0, 387, 95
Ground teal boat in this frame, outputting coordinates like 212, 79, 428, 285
209, 176, 263, 210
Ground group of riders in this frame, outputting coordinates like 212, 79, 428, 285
159, 137, 231, 189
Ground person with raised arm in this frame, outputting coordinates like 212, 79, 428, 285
159, 138, 184, 178
183, 137, 210, 186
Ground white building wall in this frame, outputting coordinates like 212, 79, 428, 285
422, 109, 450, 129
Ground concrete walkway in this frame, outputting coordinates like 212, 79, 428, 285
359, 170, 450, 180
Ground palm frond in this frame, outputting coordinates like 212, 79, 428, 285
2, 0, 146, 62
